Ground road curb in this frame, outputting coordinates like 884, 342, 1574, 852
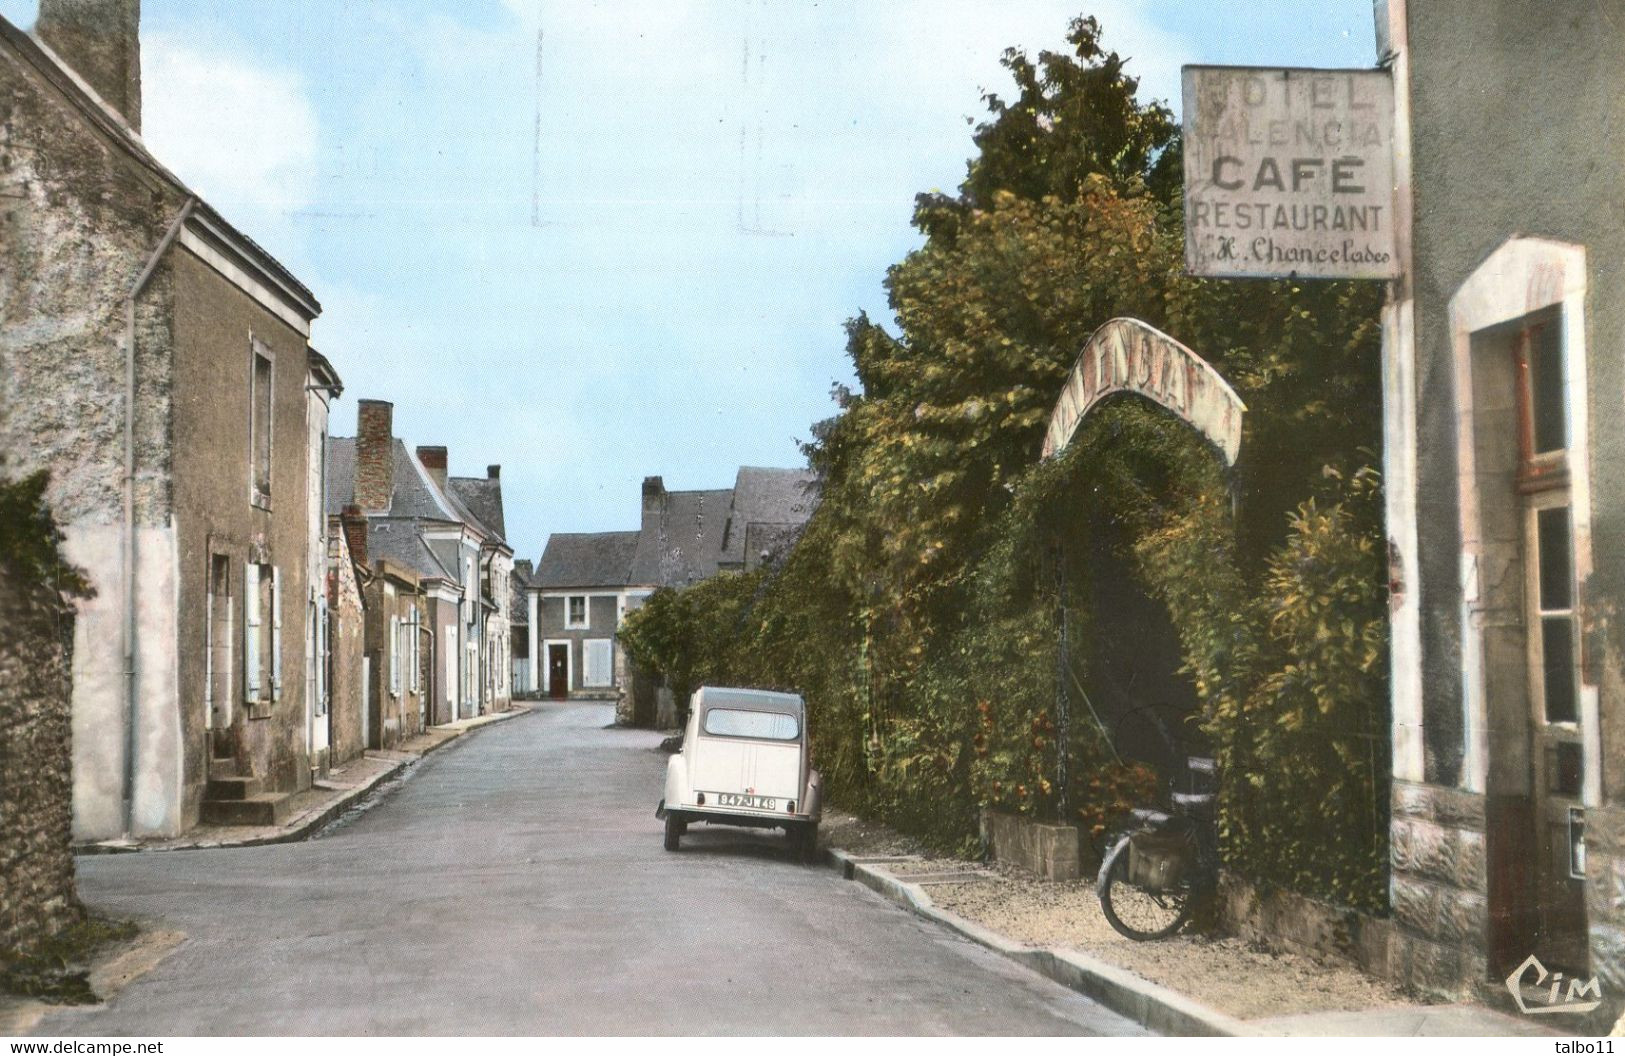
75, 705, 533, 855
822, 847, 1248, 1037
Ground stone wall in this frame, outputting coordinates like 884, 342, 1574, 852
1217, 875, 1395, 977
1387, 779, 1488, 996
981, 809, 1087, 881
0, 561, 81, 956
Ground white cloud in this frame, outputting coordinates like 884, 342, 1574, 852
140, 31, 319, 214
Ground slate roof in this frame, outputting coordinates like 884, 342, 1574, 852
628, 488, 734, 587
720, 467, 819, 567
326, 438, 462, 524
534, 532, 642, 590
447, 476, 506, 542
366, 520, 453, 582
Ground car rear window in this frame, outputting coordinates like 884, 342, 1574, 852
702, 708, 799, 741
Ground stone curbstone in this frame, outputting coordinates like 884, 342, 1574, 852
823, 846, 1245, 1036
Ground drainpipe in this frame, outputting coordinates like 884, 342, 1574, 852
122, 197, 196, 837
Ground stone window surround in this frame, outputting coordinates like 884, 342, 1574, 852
1449, 236, 1600, 805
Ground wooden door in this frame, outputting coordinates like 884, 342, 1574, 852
549, 644, 569, 700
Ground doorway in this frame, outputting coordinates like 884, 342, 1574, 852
548, 644, 569, 700
206, 554, 233, 731
1473, 309, 1590, 975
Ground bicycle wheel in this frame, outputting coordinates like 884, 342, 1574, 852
1097, 834, 1194, 941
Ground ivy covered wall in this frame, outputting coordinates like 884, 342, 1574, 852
621, 16, 1390, 909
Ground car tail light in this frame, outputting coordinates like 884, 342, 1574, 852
696, 792, 706, 805
787, 800, 795, 813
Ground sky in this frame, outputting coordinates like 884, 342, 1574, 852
1, 1, 1376, 561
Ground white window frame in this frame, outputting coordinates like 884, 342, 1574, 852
542, 638, 574, 695
566, 594, 589, 629
248, 335, 274, 510
389, 613, 402, 698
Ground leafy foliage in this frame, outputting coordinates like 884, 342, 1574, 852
621, 16, 1390, 904
0, 471, 92, 600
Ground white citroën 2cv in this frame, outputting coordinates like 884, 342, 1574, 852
656, 687, 823, 858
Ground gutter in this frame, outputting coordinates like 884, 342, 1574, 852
122, 197, 196, 837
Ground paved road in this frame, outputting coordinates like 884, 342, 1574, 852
40, 701, 1142, 1035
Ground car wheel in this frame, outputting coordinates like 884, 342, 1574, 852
664, 812, 682, 851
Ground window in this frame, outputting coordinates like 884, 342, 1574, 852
243, 563, 281, 705
249, 339, 273, 507
567, 595, 588, 628
583, 639, 613, 687
702, 708, 799, 741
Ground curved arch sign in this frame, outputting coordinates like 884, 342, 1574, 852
1041, 317, 1247, 466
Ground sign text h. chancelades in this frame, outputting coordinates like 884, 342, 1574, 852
1182, 66, 1399, 281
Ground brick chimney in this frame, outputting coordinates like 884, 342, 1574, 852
416, 446, 448, 490
355, 399, 394, 512
487, 464, 500, 480
36, 0, 142, 132
641, 475, 666, 536
340, 505, 368, 570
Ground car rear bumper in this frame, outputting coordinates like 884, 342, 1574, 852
662, 803, 819, 828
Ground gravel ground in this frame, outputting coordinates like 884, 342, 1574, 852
819, 809, 934, 858
820, 807, 1420, 1022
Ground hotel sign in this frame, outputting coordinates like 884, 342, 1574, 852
1043, 318, 1246, 467
1182, 66, 1398, 280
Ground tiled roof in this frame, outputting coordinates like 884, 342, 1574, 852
534, 532, 642, 589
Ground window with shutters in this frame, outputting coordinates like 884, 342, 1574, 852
249, 338, 274, 508
584, 638, 613, 687
243, 563, 280, 711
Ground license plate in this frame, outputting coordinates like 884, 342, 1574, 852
714, 792, 777, 810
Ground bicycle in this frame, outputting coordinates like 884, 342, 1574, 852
1094, 755, 1219, 941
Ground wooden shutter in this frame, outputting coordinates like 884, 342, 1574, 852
244, 563, 261, 701
390, 615, 401, 697
271, 565, 283, 701
410, 608, 421, 693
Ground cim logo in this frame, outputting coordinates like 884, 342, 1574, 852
1505, 955, 1603, 1015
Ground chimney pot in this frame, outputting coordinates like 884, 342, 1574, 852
37, 0, 142, 132
487, 464, 501, 480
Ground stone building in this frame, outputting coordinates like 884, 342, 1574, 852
1, 1, 333, 837
1378, 0, 1625, 1018
358, 557, 426, 751
326, 513, 367, 768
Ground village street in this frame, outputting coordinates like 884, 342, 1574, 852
34, 702, 1140, 1036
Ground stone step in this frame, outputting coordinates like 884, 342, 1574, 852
204, 774, 263, 800
201, 792, 292, 827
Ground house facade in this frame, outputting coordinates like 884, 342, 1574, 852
1380, 0, 1625, 1015
1, 1, 333, 837
522, 467, 818, 713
